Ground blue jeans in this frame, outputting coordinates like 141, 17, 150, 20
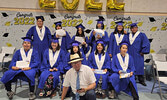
72, 89, 96, 100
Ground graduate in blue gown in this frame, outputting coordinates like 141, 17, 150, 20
89, 16, 109, 52
108, 42, 139, 100
64, 41, 87, 73
1, 37, 40, 100
38, 38, 65, 97
107, 21, 128, 58
72, 24, 90, 54
128, 23, 150, 86
54, 21, 72, 54
88, 39, 111, 99
26, 16, 52, 63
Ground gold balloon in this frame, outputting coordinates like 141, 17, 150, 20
107, 0, 125, 11
61, 0, 79, 10
85, 0, 103, 11
39, 0, 56, 9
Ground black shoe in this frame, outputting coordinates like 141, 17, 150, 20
140, 82, 147, 86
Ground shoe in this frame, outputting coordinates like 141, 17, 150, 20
108, 90, 115, 99
29, 92, 36, 100
7, 91, 14, 100
50, 91, 57, 98
140, 82, 147, 86
101, 90, 106, 99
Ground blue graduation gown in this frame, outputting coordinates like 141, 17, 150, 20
26, 26, 52, 62
109, 54, 138, 96
1, 49, 40, 86
89, 30, 109, 52
88, 52, 111, 90
72, 36, 90, 54
38, 49, 65, 89
54, 31, 72, 54
107, 32, 128, 57
64, 51, 87, 73
128, 32, 150, 75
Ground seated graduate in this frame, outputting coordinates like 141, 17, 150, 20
88, 39, 111, 99
108, 41, 139, 100
54, 21, 72, 54
72, 24, 90, 54
38, 38, 65, 97
1, 37, 40, 100
64, 41, 87, 73
89, 16, 109, 52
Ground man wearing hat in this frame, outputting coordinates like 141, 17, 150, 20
26, 16, 52, 63
1, 37, 40, 100
61, 53, 96, 100
128, 23, 150, 86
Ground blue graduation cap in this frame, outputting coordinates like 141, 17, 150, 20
36, 16, 45, 21
75, 24, 85, 30
119, 41, 129, 46
21, 37, 32, 42
51, 37, 59, 43
96, 39, 105, 46
130, 23, 138, 28
71, 40, 81, 47
96, 16, 105, 24
54, 21, 62, 26
115, 20, 124, 26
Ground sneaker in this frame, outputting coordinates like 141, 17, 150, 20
28, 92, 36, 100
108, 90, 115, 99
7, 91, 14, 100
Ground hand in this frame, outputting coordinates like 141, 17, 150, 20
22, 67, 31, 71
56, 34, 59, 38
49, 69, 54, 72
130, 72, 133, 77
118, 70, 122, 75
92, 68, 95, 71
77, 88, 86, 93
124, 30, 127, 34
12, 66, 20, 70
82, 41, 86, 45
140, 53, 144, 56
97, 34, 101, 39
109, 54, 112, 58
103, 69, 107, 72
93, 31, 96, 36
53, 68, 58, 71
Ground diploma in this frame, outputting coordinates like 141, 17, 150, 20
75, 36, 85, 44
56, 29, 66, 37
94, 69, 106, 74
16, 61, 29, 68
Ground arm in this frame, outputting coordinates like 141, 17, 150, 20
26, 27, 33, 38
111, 56, 119, 73
65, 31, 72, 51
141, 33, 150, 54
29, 50, 40, 69
88, 53, 94, 69
40, 50, 50, 72
46, 27, 52, 46
107, 33, 114, 57
9, 50, 20, 69
61, 86, 69, 100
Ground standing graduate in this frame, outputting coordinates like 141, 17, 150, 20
1, 37, 40, 100
26, 16, 52, 62
38, 38, 65, 97
89, 16, 109, 52
88, 39, 111, 99
108, 42, 139, 100
72, 24, 90, 54
107, 21, 128, 58
128, 23, 150, 86
64, 41, 87, 73
54, 21, 72, 54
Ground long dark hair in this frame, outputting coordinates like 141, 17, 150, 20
70, 46, 82, 58
95, 43, 105, 55
96, 23, 104, 29
76, 28, 85, 37
55, 25, 62, 30
113, 25, 124, 34
50, 42, 60, 50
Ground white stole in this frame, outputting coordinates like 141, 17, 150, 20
36, 25, 45, 41
114, 33, 124, 46
49, 49, 60, 67
59, 37, 63, 46
94, 52, 106, 70
129, 31, 140, 45
117, 53, 129, 71
20, 48, 33, 65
